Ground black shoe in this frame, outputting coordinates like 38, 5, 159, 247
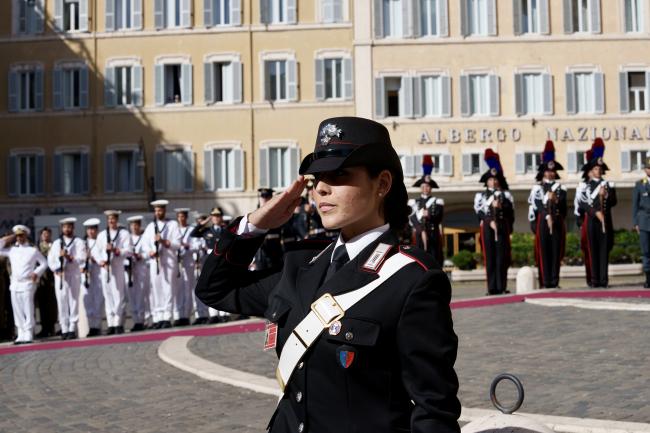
116, 326, 125, 334
173, 318, 190, 327
86, 328, 100, 337
61, 333, 69, 340
106, 327, 116, 335
644, 272, 650, 288
160, 321, 172, 329
130, 323, 144, 332
152, 322, 162, 329
192, 317, 208, 325
67, 332, 77, 340
208, 316, 222, 324
35, 329, 53, 339
235, 315, 247, 321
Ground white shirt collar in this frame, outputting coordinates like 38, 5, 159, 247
332, 223, 390, 263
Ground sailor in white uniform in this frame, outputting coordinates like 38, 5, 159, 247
82, 218, 104, 336
0, 225, 48, 344
47, 217, 86, 340
173, 208, 198, 326
126, 215, 149, 332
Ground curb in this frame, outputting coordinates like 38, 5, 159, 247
525, 297, 650, 311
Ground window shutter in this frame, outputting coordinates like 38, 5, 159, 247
441, 76, 451, 117
333, 0, 344, 22
133, 0, 143, 29
104, 151, 115, 193
460, 0, 469, 36
132, 65, 143, 107
183, 149, 194, 192
442, 154, 453, 176
594, 72, 604, 114
567, 151, 577, 173
480, 157, 489, 172
133, 150, 144, 192
104, 66, 116, 107
81, 152, 90, 194
619, 71, 630, 113
400, 155, 410, 177
402, 0, 414, 38
514, 73, 524, 115
621, 150, 631, 172
264, 61, 272, 101
204, 62, 214, 104
374, 77, 385, 118
373, 0, 383, 38
412, 76, 422, 118
53, 67, 63, 110
231, 0, 242, 25
53, 154, 63, 194
35, 154, 44, 195
513, 0, 522, 35
7, 155, 17, 197
154, 0, 165, 29
8, 70, 18, 113
489, 74, 500, 116
34, 0, 45, 33
565, 72, 576, 114
258, 147, 270, 188
515, 153, 525, 174
539, 0, 550, 34
542, 73, 553, 114
233, 148, 244, 191
155, 64, 164, 106
79, 0, 89, 31
232, 61, 243, 103
34, 67, 44, 111
287, 0, 297, 24
79, 66, 89, 109
460, 74, 470, 116
343, 57, 353, 100
204, 0, 213, 26
645, 71, 650, 112
487, 0, 497, 35
181, 0, 192, 28
438, 0, 449, 36
400, 75, 413, 118
154, 149, 165, 192
54, 0, 63, 31
314, 58, 325, 101
203, 149, 214, 191
590, 0, 601, 33
182, 63, 193, 105
260, 0, 270, 24
563, 0, 573, 33
462, 154, 472, 175
105, 0, 115, 31
287, 59, 298, 101
289, 147, 300, 180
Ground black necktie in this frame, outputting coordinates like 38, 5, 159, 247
324, 245, 350, 282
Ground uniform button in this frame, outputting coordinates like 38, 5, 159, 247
295, 391, 303, 403
271, 312, 277, 319
297, 361, 304, 370
345, 331, 353, 341
298, 422, 305, 433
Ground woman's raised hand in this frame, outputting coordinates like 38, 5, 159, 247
248, 176, 308, 230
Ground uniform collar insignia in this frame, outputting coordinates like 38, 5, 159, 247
319, 123, 342, 146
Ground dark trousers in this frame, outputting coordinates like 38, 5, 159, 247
535, 217, 565, 288
36, 271, 58, 333
581, 215, 609, 287
481, 222, 510, 295
640, 230, 650, 273
416, 227, 444, 265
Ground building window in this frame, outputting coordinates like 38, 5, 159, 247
7, 153, 44, 197
212, 0, 231, 25
213, 62, 234, 102
462, 153, 486, 175
17, 70, 37, 111
566, 0, 600, 33
516, 152, 542, 174
116, 151, 135, 192
114, 66, 133, 106
421, 75, 443, 117
165, 64, 182, 103
263, 59, 297, 102
53, 65, 88, 110
625, 0, 644, 32
64, 0, 81, 31
631, 150, 649, 171
469, 0, 490, 35
63, 68, 81, 108
382, 0, 403, 37
154, 62, 192, 106
575, 72, 595, 113
115, 0, 134, 29
324, 58, 343, 99
18, 155, 37, 195
154, 0, 191, 29
315, 57, 352, 101
420, 0, 438, 36
521, 0, 539, 33
469, 74, 489, 116
385, 77, 402, 116
522, 73, 543, 114
260, 0, 296, 24
204, 147, 245, 190
321, 0, 344, 23
167, 0, 181, 27
628, 72, 646, 112
566, 71, 603, 115
15, 0, 44, 35
259, 146, 299, 189
154, 148, 194, 192
53, 152, 89, 195
104, 149, 145, 193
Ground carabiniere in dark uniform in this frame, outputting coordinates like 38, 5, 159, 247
196, 117, 461, 433
632, 156, 650, 288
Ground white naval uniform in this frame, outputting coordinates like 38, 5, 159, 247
47, 236, 86, 334
0, 239, 48, 342
143, 219, 181, 323
193, 237, 210, 319
175, 225, 199, 321
92, 228, 132, 328
82, 237, 104, 329
126, 233, 149, 324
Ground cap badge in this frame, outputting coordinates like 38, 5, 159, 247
490, 168, 497, 176
548, 161, 555, 169
597, 157, 603, 165
319, 123, 342, 146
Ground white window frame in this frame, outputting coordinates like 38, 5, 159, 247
574, 71, 596, 114
461, 150, 490, 177
13, 0, 45, 35
469, 73, 490, 116
155, 55, 192, 106
115, 0, 136, 30
413, 152, 454, 177
10, 63, 43, 112
270, 0, 289, 24
565, 143, 590, 174
318, 0, 348, 23
203, 142, 245, 192
380, 73, 407, 118
54, 146, 90, 196
260, 51, 296, 103
55, 61, 87, 110
623, 0, 645, 32
204, 53, 242, 105
63, 0, 81, 31
419, 73, 444, 117
259, 141, 300, 190
573, 0, 593, 33
620, 143, 650, 174
628, 70, 648, 112
105, 57, 143, 108
382, 0, 404, 38
469, 0, 490, 35
522, 72, 544, 115
10, 149, 44, 196
521, 0, 541, 33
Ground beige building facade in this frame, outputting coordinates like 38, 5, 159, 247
2, 0, 649, 241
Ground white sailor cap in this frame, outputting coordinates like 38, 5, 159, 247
59, 217, 77, 225
150, 199, 169, 207
104, 210, 122, 217
12, 225, 30, 236
174, 207, 191, 214
127, 215, 143, 223
83, 218, 101, 227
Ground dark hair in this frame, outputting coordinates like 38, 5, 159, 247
40, 227, 51, 234
366, 166, 410, 230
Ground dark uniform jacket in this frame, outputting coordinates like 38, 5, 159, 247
190, 224, 225, 251
633, 177, 650, 232
196, 220, 461, 433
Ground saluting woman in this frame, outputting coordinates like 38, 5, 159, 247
196, 117, 461, 433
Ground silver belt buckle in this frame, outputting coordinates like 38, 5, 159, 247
311, 293, 344, 327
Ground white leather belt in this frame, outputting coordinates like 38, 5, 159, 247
275, 252, 415, 391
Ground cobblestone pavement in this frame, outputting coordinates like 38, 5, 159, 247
190, 303, 650, 423
0, 342, 275, 433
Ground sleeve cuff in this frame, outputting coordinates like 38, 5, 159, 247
237, 214, 269, 236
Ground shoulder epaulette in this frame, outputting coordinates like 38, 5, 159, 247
397, 245, 438, 271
